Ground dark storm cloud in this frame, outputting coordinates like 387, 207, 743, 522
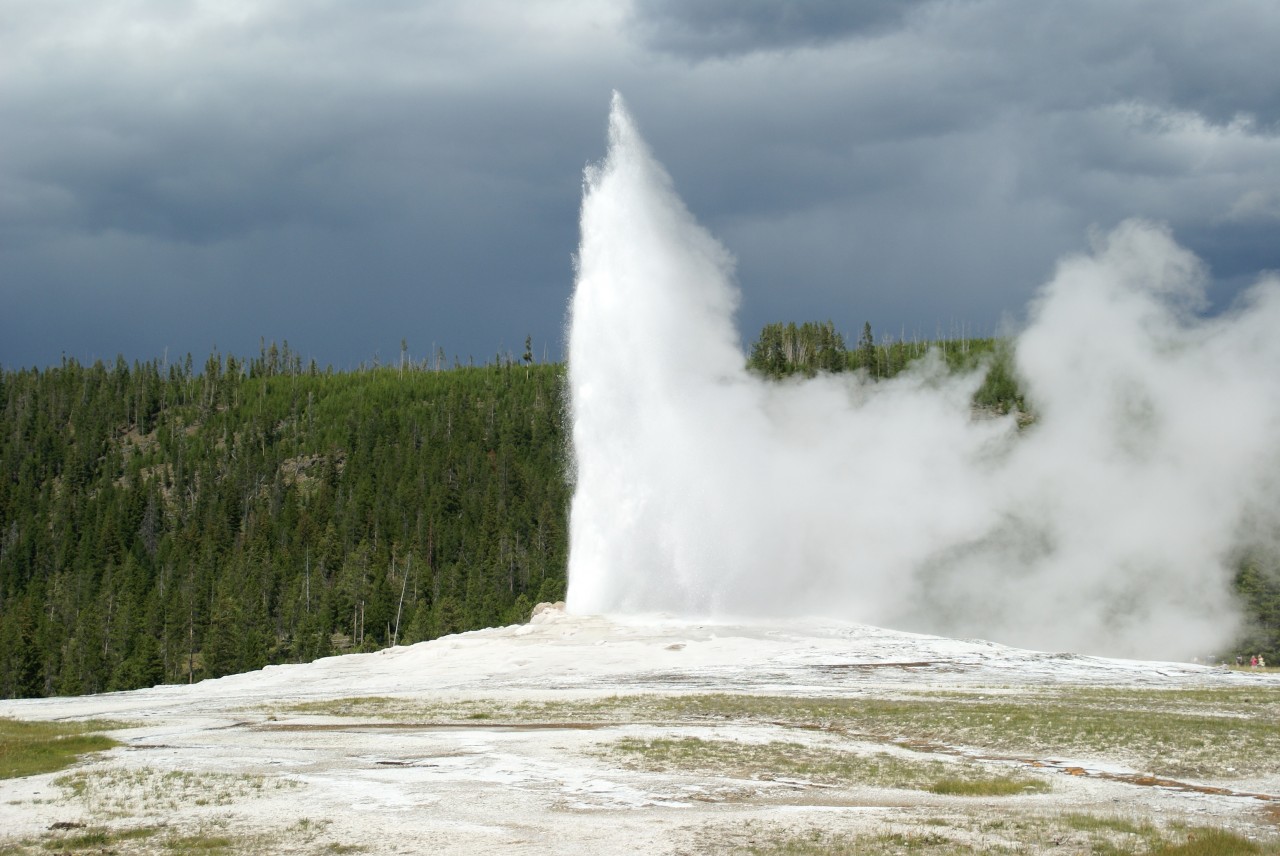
0, 1, 613, 368
615, 0, 1280, 340
1, 0, 1277, 370
628, 0, 931, 59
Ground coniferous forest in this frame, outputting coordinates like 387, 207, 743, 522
0, 344, 568, 698
2, 329, 1277, 699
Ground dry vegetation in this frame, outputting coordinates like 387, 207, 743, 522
55, 767, 298, 816
282, 684, 1280, 780
602, 736, 1050, 796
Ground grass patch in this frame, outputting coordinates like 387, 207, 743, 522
1062, 813, 1157, 837
30, 825, 158, 853
41, 830, 110, 852
284, 696, 406, 716
0, 719, 123, 780
1149, 828, 1272, 855
163, 834, 235, 852
605, 736, 1049, 795
4, 821, 293, 856
927, 775, 1046, 796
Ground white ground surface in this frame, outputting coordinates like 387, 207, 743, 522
3, 608, 1278, 854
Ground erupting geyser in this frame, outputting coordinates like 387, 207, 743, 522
566, 93, 1280, 659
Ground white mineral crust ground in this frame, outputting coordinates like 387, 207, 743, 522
2, 607, 1277, 854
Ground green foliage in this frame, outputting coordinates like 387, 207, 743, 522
1234, 550, 1280, 665
0, 346, 568, 697
747, 320, 1025, 413
747, 321, 846, 378
968, 339, 1025, 413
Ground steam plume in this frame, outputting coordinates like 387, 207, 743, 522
566, 93, 1280, 658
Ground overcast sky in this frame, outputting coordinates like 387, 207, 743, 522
3, 0, 1278, 370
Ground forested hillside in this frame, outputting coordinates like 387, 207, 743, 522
746, 320, 1024, 413
3, 328, 1276, 699
0, 346, 568, 698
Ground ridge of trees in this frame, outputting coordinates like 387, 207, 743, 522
0, 343, 568, 697
747, 320, 1025, 414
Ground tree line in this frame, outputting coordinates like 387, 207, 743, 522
2, 328, 1276, 698
747, 320, 1024, 413
0, 344, 568, 698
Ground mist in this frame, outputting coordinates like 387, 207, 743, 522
565, 94, 1280, 659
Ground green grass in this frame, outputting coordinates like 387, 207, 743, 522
1147, 828, 1273, 855
927, 775, 1045, 796
0, 719, 122, 780
1062, 813, 1157, 836
29, 825, 158, 853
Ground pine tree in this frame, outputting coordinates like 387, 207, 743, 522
857, 321, 878, 377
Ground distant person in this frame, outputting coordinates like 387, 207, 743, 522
1251, 655, 1258, 668
1261, 655, 1267, 668
1237, 655, 1244, 667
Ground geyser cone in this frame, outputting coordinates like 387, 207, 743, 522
566, 94, 1280, 659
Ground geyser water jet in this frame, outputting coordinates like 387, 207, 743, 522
566, 93, 1280, 658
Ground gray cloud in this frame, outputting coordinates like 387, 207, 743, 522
0, 0, 1277, 370
628, 0, 930, 59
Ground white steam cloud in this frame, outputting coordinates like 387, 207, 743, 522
566, 93, 1280, 658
